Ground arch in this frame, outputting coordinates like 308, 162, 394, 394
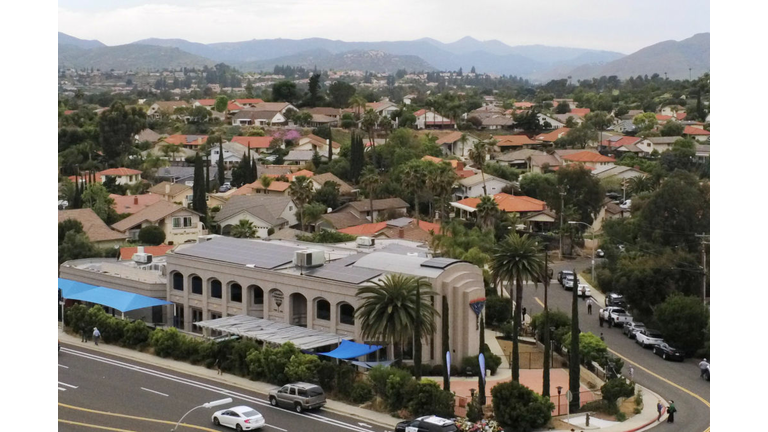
338, 302, 355, 325
209, 278, 222, 299
229, 282, 243, 303
190, 275, 203, 295
289, 293, 308, 327
249, 285, 264, 305
222, 224, 233, 236
314, 297, 331, 321
171, 271, 184, 291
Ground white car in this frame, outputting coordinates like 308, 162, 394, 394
635, 329, 664, 349
212, 406, 265, 431
577, 284, 591, 298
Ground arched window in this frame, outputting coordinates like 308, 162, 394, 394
191, 275, 203, 295
339, 303, 355, 325
230, 283, 242, 303
209, 279, 222, 299
316, 299, 330, 321
251, 285, 264, 305
172, 272, 184, 291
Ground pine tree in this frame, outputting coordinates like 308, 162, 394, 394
192, 153, 207, 215
251, 157, 258, 183
442, 296, 450, 392
349, 131, 364, 182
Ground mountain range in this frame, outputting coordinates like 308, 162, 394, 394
58, 32, 710, 81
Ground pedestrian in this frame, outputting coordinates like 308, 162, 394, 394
599, 314, 604, 327
600, 332, 605, 342
81, 323, 88, 342
93, 327, 101, 346
629, 365, 634, 381
667, 400, 676, 423
587, 300, 592, 315
522, 307, 527, 318
214, 358, 222, 375
656, 400, 663, 422
698, 358, 710, 379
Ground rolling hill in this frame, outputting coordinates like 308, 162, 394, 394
58, 43, 215, 70
238, 49, 436, 73
58, 32, 105, 49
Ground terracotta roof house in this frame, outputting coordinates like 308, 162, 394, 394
421, 155, 474, 179
58, 208, 127, 247
295, 134, 341, 155
111, 200, 205, 245
494, 135, 543, 149
514, 102, 534, 109
683, 126, 710, 141
338, 217, 440, 243
98, 168, 143, 185
235, 98, 265, 107
434, 131, 479, 158
161, 134, 209, 149
600, 135, 643, 149
110, 193, 163, 214
119, 245, 175, 260
67, 171, 103, 185
193, 99, 216, 107
231, 136, 274, 149
214, 195, 298, 238
561, 150, 616, 170
231, 179, 292, 196
147, 101, 190, 118
452, 193, 547, 215
482, 116, 515, 130
333, 198, 410, 223
569, 108, 591, 117
535, 128, 572, 143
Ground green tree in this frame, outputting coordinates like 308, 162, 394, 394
98, 101, 146, 164
328, 81, 357, 108
476, 195, 500, 230
81, 183, 116, 223
556, 165, 604, 224
491, 381, 553, 431
59, 231, 101, 264
520, 172, 558, 203
660, 120, 685, 137
491, 233, 543, 381
468, 140, 490, 195
349, 95, 368, 119
584, 111, 613, 131
272, 80, 298, 103
555, 124, 598, 149
138, 225, 166, 245
294, 111, 314, 127
361, 109, 380, 158
216, 136, 226, 186
299, 202, 327, 229
632, 112, 658, 132
554, 102, 570, 114
230, 219, 257, 238
655, 295, 709, 354
314, 181, 341, 210
358, 166, 379, 221
192, 153, 208, 215
349, 131, 365, 181
288, 176, 314, 232
59, 219, 84, 245
401, 160, 429, 221
426, 162, 459, 223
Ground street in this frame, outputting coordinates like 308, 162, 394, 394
58, 344, 392, 432
519, 256, 710, 432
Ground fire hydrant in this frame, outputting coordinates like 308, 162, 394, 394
586, 412, 590, 427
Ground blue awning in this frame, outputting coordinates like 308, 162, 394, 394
58, 278, 172, 312
317, 340, 383, 360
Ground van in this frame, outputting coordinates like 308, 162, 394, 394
268, 382, 326, 413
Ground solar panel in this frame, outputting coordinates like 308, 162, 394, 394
386, 217, 413, 228
175, 237, 299, 269
421, 257, 463, 269
306, 266, 382, 284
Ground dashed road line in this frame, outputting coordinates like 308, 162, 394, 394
59, 381, 78, 389
140, 387, 168, 397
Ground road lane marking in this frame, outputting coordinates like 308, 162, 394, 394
59, 381, 78, 389
58, 419, 136, 431
266, 425, 288, 431
59, 364, 69, 368
607, 348, 710, 408
62, 347, 382, 432
59, 387, 66, 391
140, 387, 169, 397
59, 403, 218, 431
534, 297, 544, 308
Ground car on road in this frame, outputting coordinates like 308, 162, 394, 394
653, 343, 685, 362
562, 275, 577, 290
605, 293, 627, 307
212, 406, 265, 431
269, 382, 326, 413
596, 249, 605, 258
599, 307, 633, 327
577, 284, 591, 298
395, 415, 459, 432
623, 322, 646, 339
557, 270, 574, 286
635, 329, 664, 348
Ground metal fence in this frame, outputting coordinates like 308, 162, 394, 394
551, 389, 600, 416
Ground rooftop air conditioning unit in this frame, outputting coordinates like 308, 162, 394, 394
133, 253, 153, 265
293, 250, 325, 269
356, 236, 375, 247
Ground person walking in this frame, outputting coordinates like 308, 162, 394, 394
587, 299, 593, 315
81, 323, 88, 342
699, 358, 710, 379
657, 400, 663, 422
629, 365, 635, 381
667, 400, 676, 423
93, 327, 101, 346
214, 358, 222, 375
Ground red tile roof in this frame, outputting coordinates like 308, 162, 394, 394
494, 135, 541, 147
514, 102, 534, 108
675, 112, 687, 120
99, 168, 142, 176
684, 126, 710, 135
110, 194, 162, 214
67, 171, 103, 183
562, 151, 616, 163
600, 136, 642, 148
656, 114, 673, 121
119, 245, 175, 260
414, 109, 427, 117
231, 136, 273, 148
227, 101, 244, 111
457, 193, 546, 213
569, 108, 591, 117
535, 128, 571, 142
195, 99, 215, 106
266, 169, 315, 180
338, 221, 388, 236
304, 134, 341, 149
455, 169, 476, 178
63, 110, 76, 115
162, 135, 209, 146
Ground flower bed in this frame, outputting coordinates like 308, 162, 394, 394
454, 418, 503, 432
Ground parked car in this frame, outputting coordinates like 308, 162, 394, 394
563, 275, 576, 290
635, 329, 664, 349
599, 307, 633, 327
557, 270, 574, 286
577, 284, 591, 298
653, 343, 685, 362
605, 293, 627, 307
269, 382, 326, 413
395, 416, 459, 432
212, 406, 265, 431
218, 184, 232, 192
596, 249, 605, 258
623, 322, 646, 339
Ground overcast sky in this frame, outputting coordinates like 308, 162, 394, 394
58, 0, 710, 54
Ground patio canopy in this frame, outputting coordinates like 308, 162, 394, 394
349, 360, 395, 369
58, 278, 172, 312
194, 314, 346, 350
317, 340, 383, 360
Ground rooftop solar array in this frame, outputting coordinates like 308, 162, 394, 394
194, 315, 345, 349
386, 217, 413, 228
306, 266, 382, 284
421, 257, 464, 269
174, 237, 300, 269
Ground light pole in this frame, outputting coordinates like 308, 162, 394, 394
568, 221, 595, 283
171, 397, 233, 431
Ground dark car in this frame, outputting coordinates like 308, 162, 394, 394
533, 267, 554, 284
395, 416, 458, 432
605, 293, 627, 307
653, 343, 685, 361
558, 270, 574, 286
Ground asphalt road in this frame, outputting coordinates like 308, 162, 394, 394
58, 344, 393, 432
517, 256, 710, 432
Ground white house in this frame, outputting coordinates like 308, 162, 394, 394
294, 134, 341, 156
231, 110, 286, 126
455, 173, 514, 199
98, 168, 143, 186
538, 113, 565, 129
111, 201, 205, 245
414, 109, 455, 130
210, 145, 242, 167
146, 101, 189, 119
214, 195, 298, 238
435, 131, 480, 158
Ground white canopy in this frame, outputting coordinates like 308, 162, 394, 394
194, 315, 346, 350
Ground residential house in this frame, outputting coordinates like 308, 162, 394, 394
310, 173, 355, 196
112, 201, 205, 245
232, 110, 286, 126
514, 102, 534, 109
403, 94, 417, 105
252, 102, 298, 115
494, 149, 547, 171
339, 217, 440, 243
294, 134, 341, 156
483, 95, 498, 107
209, 144, 242, 167
230, 179, 291, 196
535, 128, 572, 144
192, 99, 216, 108
214, 195, 298, 238
315, 212, 370, 231
160, 134, 209, 150
111, 194, 163, 215
528, 153, 563, 174
619, 110, 644, 120
482, 116, 515, 130
569, 108, 591, 117
98, 168, 143, 186
58, 208, 127, 247
119, 245, 175, 260
421, 155, 476, 179
284, 150, 316, 165
415, 109, 455, 129
610, 119, 637, 134
560, 150, 616, 170
451, 193, 547, 219
660, 105, 685, 117
307, 107, 342, 120
695, 144, 710, 162
67, 171, 102, 185
592, 198, 629, 232
332, 198, 410, 223
593, 165, 647, 181
230, 136, 275, 155
552, 114, 583, 126
455, 173, 514, 199
365, 100, 399, 118
235, 98, 265, 108
309, 114, 339, 127
147, 101, 190, 119
520, 209, 557, 233
636, 136, 681, 155
155, 167, 218, 186
683, 126, 710, 141
135, 128, 162, 143
539, 114, 565, 129
435, 131, 479, 158
149, 182, 194, 208
267, 169, 314, 181
494, 135, 544, 150
599, 135, 643, 153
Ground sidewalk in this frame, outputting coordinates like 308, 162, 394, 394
58, 326, 402, 429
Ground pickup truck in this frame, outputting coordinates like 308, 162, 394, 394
599, 307, 633, 327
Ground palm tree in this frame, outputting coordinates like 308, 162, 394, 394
349, 95, 368, 120
230, 219, 257, 238
427, 163, 458, 222
468, 140, 489, 195
491, 233, 543, 382
361, 108, 380, 151
141, 154, 170, 183
475, 195, 499, 230
358, 166, 379, 222
628, 175, 653, 195
288, 176, 314, 232
259, 174, 274, 189
356, 274, 438, 375
402, 161, 428, 222
458, 133, 469, 157
379, 116, 393, 144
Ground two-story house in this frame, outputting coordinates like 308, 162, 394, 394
214, 195, 298, 238
455, 173, 514, 200
111, 201, 205, 245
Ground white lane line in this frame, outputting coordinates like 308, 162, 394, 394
141, 387, 169, 397
59, 387, 66, 391
266, 425, 288, 431
58, 364, 69, 369
58, 381, 78, 389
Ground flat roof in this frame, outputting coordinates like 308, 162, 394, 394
194, 315, 346, 349
173, 236, 301, 269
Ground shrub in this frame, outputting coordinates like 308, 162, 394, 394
350, 380, 375, 404
580, 399, 617, 415
461, 345, 502, 376
430, 364, 444, 377
369, 366, 412, 398
138, 225, 166, 245
150, 327, 184, 358
316, 361, 338, 392
530, 310, 571, 342
616, 412, 627, 421
286, 353, 321, 383
335, 363, 357, 399
385, 373, 415, 412
500, 321, 514, 339
491, 381, 553, 431
230, 339, 260, 376
596, 268, 613, 291
408, 380, 454, 418
466, 394, 483, 422
123, 319, 151, 348
250, 342, 302, 384
485, 297, 513, 327
601, 378, 635, 408
635, 388, 643, 407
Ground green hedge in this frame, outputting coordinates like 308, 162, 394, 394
491, 381, 553, 431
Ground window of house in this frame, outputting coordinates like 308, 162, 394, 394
230, 283, 242, 303
173, 217, 193, 228
339, 303, 355, 325
210, 280, 222, 299
252, 286, 264, 305
172, 273, 184, 291
316, 300, 330, 321
173, 303, 185, 329
191, 276, 203, 295
128, 229, 140, 240
191, 308, 203, 333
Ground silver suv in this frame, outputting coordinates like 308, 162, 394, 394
269, 382, 326, 413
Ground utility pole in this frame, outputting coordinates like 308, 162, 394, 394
697, 234, 710, 304
559, 191, 566, 258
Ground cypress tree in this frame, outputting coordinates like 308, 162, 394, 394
569, 268, 580, 412
192, 153, 207, 215
327, 127, 333, 162
251, 157, 258, 183
442, 296, 450, 392
349, 131, 364, 182
478, 316, 486, 406
414, 282, 422, 380
205, 148, 210, 192
217, 138, 225, 186
247, 145, 254, 183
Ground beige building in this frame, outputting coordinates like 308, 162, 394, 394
165, 237, 484, 366
149, 182, 194, 208
111, 201, 206, 245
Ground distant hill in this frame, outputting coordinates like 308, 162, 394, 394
560, 33, 710, 81
58, 32, 105, 49
238, 49, 436, 73
58, 44, 215, 70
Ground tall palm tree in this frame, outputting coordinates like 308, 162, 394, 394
402, 161, 428, 222
361, 108, 380, 152
356, 274, 438, 374
458, 133, 469, 157
358, 166, 379, 221
427, 163, 458, 222
491, 233, 543, 382
288, 175, 314, 232
468, 140, 489, 195
230, 219, 257, 238
628, 175, 653, 195
349, 95, 368, 120
379, 116, 393, 144
475, 195, 499, 230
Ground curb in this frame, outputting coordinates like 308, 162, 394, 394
623, 407, 665, 432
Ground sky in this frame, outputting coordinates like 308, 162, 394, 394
58, 0, 710, 54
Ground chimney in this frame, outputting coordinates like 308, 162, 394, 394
134, 196, 139, 205
165, 184, 171, 194
398, 228, 405, 239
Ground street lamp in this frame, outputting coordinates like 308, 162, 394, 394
171, 397, 233, 431
556, 386, 562, 416
568, 221, 595, 283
